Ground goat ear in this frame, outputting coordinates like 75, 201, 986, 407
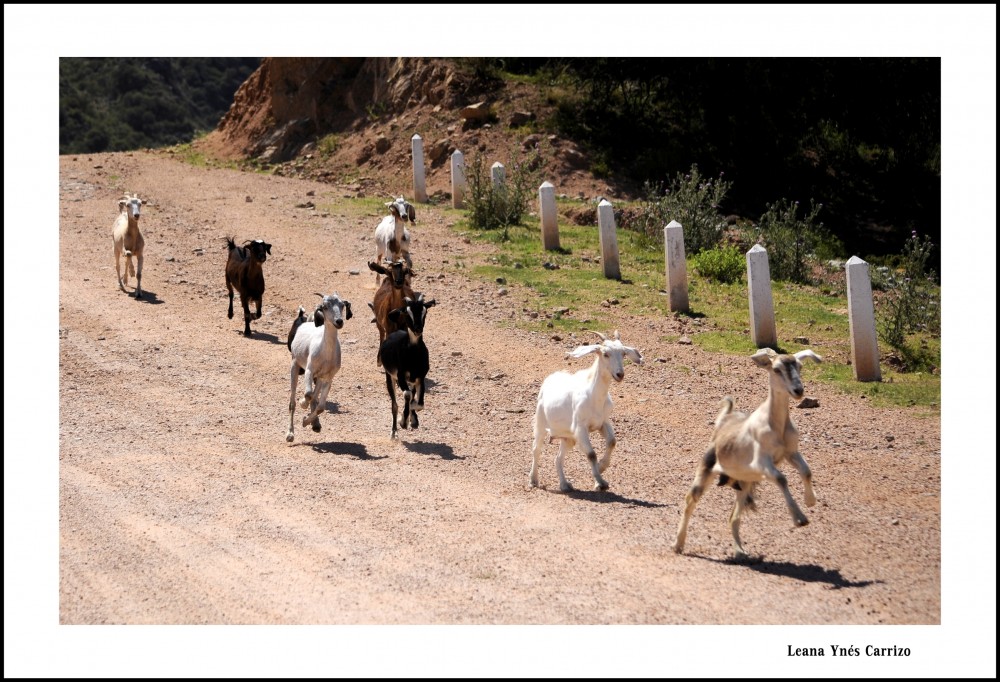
751, 348, 777, 367
624, 347, 644, 365
613, 329, 621, 341
118, 199, 127, 210
388, 307, 403, 323
566, 344, 601, 359
794, 349, 822, 364
406, 203, 416, 222
264, 243, 272, 255
422, 299, 436, 308
313, 309, 325, 327
368, 261, 386, 274
344, 301, 352, 320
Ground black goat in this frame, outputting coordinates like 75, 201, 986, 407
379, 293, 436, 439
225, 237, 271, 336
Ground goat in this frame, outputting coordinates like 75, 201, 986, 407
225, 237, 272, 337
285, 292, 353, 442
372, 196, 415, 284
379, 293, 436, 439
529, 330, 643, 492
673, 348, 822, 559
367, 259, 416, 366
112, 193, 146, 299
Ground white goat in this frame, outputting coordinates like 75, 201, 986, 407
673, 348, 822, 558
373, 197, 415, 284
112, 193, 145, 299
285, 292, 353, 442
530, 330, 643, 492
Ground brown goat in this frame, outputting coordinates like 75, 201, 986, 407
368, 259, 415, 366
225, 237, 272, 337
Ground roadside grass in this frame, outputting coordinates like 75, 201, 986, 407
448, 204, 940, 411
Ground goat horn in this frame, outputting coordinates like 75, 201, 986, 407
314, 292, 325, 298
591, 330, 608, 342
613, 329, 621, 340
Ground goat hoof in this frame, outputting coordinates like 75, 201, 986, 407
228, 310, 234, 319
796, 516, 809, 527
311, 421, 321, 433
285, 433, 294, 443
596, 482, 610, 491
244, 330, 252, 337
559, 482, 573, 493
672, 542, 684, 554
390, 430, 398, 440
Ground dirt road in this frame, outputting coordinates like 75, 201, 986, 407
56, 151, 941, 628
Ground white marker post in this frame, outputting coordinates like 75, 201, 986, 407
664, 220, 689, 312
539, 181, 560, 251
411, 134, 427, 203
746, 244, 777, 348
845, 256, 882, 382
450, 150, 466, 209
597, 199, 621, 280
491, 162, 505, 188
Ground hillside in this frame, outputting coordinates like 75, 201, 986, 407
194, 57, 638, 203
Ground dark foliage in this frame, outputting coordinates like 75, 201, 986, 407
496, 57, 940, 262
59, 57, 261, 154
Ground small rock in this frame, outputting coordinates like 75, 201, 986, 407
497, 287, 508, 296
165, 257, 176, 262
295, 201, 315, 209
450, 351, 463, 357
546, 321, 554, 328
794, 336, 810, 344
655, 358, 667, 363
306, 190, 315, 196
97, 336, 106, 341
601, 300, 611, 308
885, 435, 895, 442
528, 311, 538, 319
349, 269, 361, 276
891, 519, 900, 526
462, 237, 471, 244
513, 262, 523, 269
551, 335, 562, 342
489, 373, 505, 380
554, 307, 570, 314
797, 397, 820, 408
245, 196, 253, 202
495, 277, 507, 285
609, 298, 619, 305
678, 336, 692, 345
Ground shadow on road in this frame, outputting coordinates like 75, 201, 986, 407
309, 441, 386, 460
128, 289, 164, 304
242, 331, 286, 346
693, 554, 881, 589
555, 487, 670, 508
402, 440, 465, 460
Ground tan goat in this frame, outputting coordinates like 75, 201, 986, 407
112, 193, 146, 299
674, 348, 822, 558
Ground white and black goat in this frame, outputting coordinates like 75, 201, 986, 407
530, 330, 643, 492
112, 193, 146, 299
225, 237, 272, 337
379, 293, 436, 439
673, 348, 822, 559
285, 292, 353, 442
372, 196, 415, 284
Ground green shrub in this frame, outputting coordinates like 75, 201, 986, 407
692, 245, 745, 284
872, 231, 941, 351
464, 147, 540, 240
633, 164, 731, 254
740, 198, 824, 284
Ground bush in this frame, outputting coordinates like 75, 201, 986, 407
872, 231, 940, 350
740, 199, 824, 284
633, 164, 731, 254
692, 245, 745, 284
464, 147, 540, 240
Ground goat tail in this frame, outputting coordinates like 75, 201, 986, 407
225, 235, 237, 252
715, 396, 735, 426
